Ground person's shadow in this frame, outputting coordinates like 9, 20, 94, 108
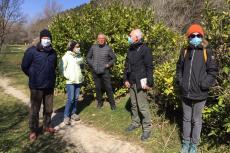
51, 94, 94, 127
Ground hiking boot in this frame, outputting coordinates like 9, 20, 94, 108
71, 114, 80, 121
189, 143, 197, 153
141, 131, 151, 141
180, 140, 190, 153
44, 127, 56, 134
111, 105, 116, 111
125, 124, 139, 132
64, 117, 71, 125
29, 132, 37, 142
97, 102, 103, 109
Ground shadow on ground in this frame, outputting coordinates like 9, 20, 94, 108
0, 96, 81, 153
52, 94, 94, 127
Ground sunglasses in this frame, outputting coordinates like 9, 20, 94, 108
189, 34, 203, 39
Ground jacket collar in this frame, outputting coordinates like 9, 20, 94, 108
187, 43, 203, 50
129, 41, 143, 50
36, 42, 53, 52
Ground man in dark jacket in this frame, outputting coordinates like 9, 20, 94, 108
123, 29, 153, 141
176, 24, 218, 153
87, 33, 116, 110
21, 29, 57, 141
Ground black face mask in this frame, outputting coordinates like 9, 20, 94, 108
99, 44, 105, 48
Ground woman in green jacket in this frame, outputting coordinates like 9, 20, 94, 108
61, 40, 84, 125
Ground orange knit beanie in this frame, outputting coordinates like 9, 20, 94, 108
186, 24, 204, 37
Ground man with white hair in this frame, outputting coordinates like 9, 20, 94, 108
123, 29, 153, 141
87, 33, 117, 110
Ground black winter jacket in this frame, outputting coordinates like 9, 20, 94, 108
123, 42, 153, 90
21, 43, 57, 89
176, 44, 218, 100
87, 44, 116, 74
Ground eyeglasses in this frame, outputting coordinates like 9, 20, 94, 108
189, 34, 203, 39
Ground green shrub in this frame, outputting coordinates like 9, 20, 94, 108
201, 0, 230, 143
49, 3, 181, 97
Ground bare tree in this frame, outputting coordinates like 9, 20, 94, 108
25, 0, 62, 43
0, 0, 24, 52
44, 0, 62, 20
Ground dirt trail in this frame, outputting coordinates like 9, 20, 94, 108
0, 77, 145, 153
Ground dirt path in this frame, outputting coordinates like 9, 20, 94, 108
0, 77, 145, 153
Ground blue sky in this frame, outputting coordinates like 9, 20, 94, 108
22, 0, 90, 21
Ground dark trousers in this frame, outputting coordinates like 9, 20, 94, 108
92, 71, 115, 107
29, 88, 54, 132
182, 98, 206, 144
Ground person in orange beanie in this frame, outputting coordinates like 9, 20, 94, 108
176, 23, 218, 153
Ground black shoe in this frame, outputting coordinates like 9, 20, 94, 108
97, 102, 103, 109
125, 124, 139, 132
111, 105, 116, 111
141, 131, 151, 141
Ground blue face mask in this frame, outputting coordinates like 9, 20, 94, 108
128, 37, 133, 44
189, 37, 202, 47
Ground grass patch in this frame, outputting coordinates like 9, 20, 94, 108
0, 87, 75, 153
1, 45, 230, 153
0, 45, 29, 96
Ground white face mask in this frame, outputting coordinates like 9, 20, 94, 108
74, 48, 80, 53
41, 38, 51, 47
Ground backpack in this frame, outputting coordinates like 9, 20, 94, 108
183, 48, 207, 63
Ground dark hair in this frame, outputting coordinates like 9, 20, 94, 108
67, 40, 79, 51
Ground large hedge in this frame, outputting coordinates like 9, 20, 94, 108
49, 3, 182, 97
49, 0, 230, 144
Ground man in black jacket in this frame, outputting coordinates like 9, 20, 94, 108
87, 33, 116, 110
123, 29, 153, 141
176, 24, 218, 153
21, 29, 57, 141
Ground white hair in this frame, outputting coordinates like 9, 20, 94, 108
134, 29, 143, 40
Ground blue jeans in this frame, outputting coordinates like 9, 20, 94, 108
64, 84, 81, 118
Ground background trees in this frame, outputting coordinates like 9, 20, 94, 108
0, 0, 24, 52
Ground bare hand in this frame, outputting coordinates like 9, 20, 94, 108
125, 81, 130, 88
142, 84, 150, 90
105, 64, 110, 68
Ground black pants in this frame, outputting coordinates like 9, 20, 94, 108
93, 71, 115, 107
29, 88, 54, 132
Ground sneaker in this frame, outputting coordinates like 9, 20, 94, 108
189, 143, 197, 153
64, 117, 71, 125
44, 127, 56, 134
141, 131, 151, 141
180, 140, 190, 153
125, 124, 140, 132
71, 114, 80, 121
29, 132, 37, 142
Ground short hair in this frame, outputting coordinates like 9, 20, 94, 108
134, 29, 143, 40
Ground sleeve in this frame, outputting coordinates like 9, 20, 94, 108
86, 46, 94, 67
200, 49, 218, 90
123, 53, 129, 82
61, 55, 69, 79
107, 47, 117, 67
144, 47, 154, 87
176, 49, 184, 87
21, 48, 33, 76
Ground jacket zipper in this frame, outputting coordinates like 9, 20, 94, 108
187, 49, 195, 98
